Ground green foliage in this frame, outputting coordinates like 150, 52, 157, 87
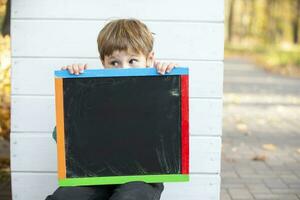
225, 0, 300, 44
225, 0, 300, 74
225, 43, 300, 76
265, 47, 300, 67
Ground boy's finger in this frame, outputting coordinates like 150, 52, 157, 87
156, 63, 164, 75
61, 66, 67, 70
79, 64, 85, 73
84, 64, 88, 70
67, 65, 74, 74
160, 63, 169, 75
73, 64, 80, 75
153, 61, 159, 69
166, 63, 176, 73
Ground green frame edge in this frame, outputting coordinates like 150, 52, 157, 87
59, 174, 189, 186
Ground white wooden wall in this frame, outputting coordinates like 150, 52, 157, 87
10, 1, 224, 199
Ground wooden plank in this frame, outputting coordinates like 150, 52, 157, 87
11, 172, 220, 200
11, 172, 58, 200
10, 134, 57, 172
190, 98, 223, 136
10, 133, 221, 173
11, 96, 222, 136
12, 0, 224, 22
11, 96, 55, 132
11, 20, 224, 60
11, 58, 223, 98
162, 174, 220, 200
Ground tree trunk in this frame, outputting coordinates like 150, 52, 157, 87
265, 0, 276, 43
292, 0, 300, 44
227, 0, 235, 43
248, 0, 255, 36
1, 0, 11, 36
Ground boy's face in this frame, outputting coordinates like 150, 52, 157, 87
101, 49, 154, 69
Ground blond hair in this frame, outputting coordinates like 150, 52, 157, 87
97, 19, 154, 61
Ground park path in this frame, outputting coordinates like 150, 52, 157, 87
221, 58, 300, 200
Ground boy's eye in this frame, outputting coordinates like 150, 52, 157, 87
110, 61, 119, 66
129, 59, 138, 64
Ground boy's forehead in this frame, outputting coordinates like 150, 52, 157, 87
107, 49, 144, 58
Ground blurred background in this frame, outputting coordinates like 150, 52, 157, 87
0, 0, 300, 199
225, 0, 300, 76
0, 0, 11, 199
223, 0, 300, 199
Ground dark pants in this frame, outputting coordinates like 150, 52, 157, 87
45, 182, 164, 200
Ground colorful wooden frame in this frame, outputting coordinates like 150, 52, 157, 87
54, 67, 189, 186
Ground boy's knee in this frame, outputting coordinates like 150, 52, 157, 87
46, 186, 111, 200
110, 182, 164, 200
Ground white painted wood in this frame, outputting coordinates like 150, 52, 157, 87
12, 0, 224, 22
190, 99, 223, 136
10, 134, 57, 172
12, 58, 223, 98
11, 20, 224, 60
11, 96, 55, 132
162, 174, 220, 200
11, 172, 220, 200
11, 172, 58, 200
190, 137, 221, 173
11, 96, 222, 136
10, 133, 221, 173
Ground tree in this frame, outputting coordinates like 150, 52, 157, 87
292, 0, 300, 44
265, 0, 274, 42
248, 0, 256, 38
1, 0, 10, 36
227, 0, 236, 42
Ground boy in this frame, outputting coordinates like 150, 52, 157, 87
46, 18, 177, 200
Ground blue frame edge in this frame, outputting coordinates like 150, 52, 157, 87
54, 67, 189, 78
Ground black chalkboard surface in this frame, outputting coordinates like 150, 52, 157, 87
54, 68, 189, 186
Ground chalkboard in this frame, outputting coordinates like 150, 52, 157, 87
54, 67, 189, 186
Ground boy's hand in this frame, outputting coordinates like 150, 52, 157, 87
61, 64, 88, 75
154, 61, 178, 75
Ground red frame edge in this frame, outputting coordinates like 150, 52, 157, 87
181, 75, 189, 174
